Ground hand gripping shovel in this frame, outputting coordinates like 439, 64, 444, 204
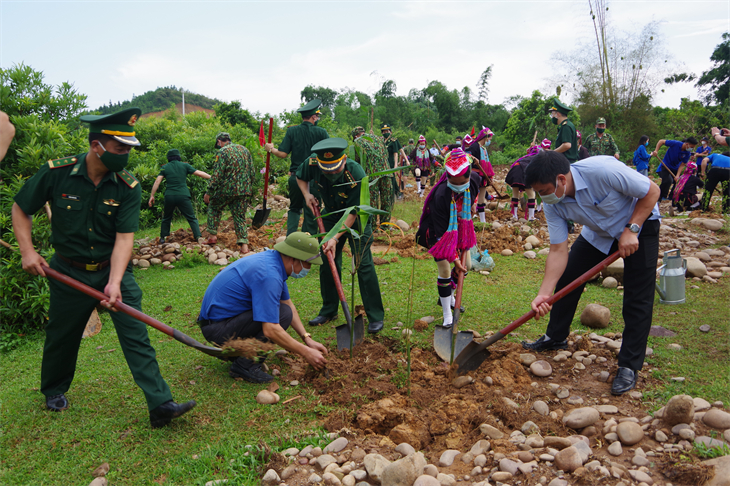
453, 250, 620, 374
434, 249, 474, 363
44, 267, 240, 360
252, 117, 274, 230
310, 204, 364, 351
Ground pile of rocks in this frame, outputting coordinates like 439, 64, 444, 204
132, 237, 250, 269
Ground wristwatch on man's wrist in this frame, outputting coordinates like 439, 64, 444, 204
301, 332, 312, 341
625, 223, 640, 233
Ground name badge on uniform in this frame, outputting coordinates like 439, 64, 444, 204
61, 194, 80, 201
103, 199, 120, 207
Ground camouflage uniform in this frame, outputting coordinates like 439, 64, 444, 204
350, 133, 393, 227
207, 143, 255, 245
384, 135, 403, 197
583, 132, 620, 158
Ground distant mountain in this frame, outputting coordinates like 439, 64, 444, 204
95, 86, 222, 115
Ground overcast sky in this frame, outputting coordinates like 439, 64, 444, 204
2, 0, 728, 116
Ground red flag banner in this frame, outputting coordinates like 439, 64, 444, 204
259, 120, 265, 147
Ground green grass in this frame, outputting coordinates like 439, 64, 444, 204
1, 200, 729, 485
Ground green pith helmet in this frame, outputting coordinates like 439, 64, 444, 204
274, 232, 323, 265
80, 108, 142, 146
596, 117, 606, 125
311, 138, 349, 173
549, 99, 572, 116
166, 149, 181, 160
298, 99, 322, 118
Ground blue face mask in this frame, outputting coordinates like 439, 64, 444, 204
645, 142, 649, 147
485, 140, 491, 147
290, 261, 309, 279
542, 177, 566, 205
447, 181, 469, 193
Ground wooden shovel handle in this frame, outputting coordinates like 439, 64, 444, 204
310, 204, 348, 304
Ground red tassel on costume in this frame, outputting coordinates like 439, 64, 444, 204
457, 219, 477, 250
429, 231, 458, 262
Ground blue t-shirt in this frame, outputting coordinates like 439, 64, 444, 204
199, 250, 290, 323
633, 145, 651, 171
707, 153, 730, 168
656, 140, 691, 173
695, 145, 712, 157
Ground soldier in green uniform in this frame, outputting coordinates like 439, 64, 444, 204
381, 124, 409, 199
11, 108, 195, 427
296, 138, 385, 333
350, 126, 393, 228
583, 117, 620, 159
548, 99, 578, 164
265, 99, 330, 235
148, 149, 211, 243
204, 132, 255, 253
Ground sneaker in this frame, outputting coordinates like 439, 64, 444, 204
159, 237, 166, 244
229, 359, 273, 383
521, 334, 568, 351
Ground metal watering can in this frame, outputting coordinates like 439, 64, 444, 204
655, 249, 687, 305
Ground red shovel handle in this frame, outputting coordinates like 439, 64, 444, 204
310, 203, 348, 303
262, 117, 273, 205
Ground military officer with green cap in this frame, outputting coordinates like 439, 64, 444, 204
381, 124, 409, 199
548, 99, 578, 164
583, 117, 620, 159
12, 108, 196, 427
204, 132, 255, 253
148, 148, 211, 243
265, 99, 329, 235
296, 138, 385, 333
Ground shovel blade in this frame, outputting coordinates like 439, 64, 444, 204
335, 314, 365, 351
452, 340, 492, 374
433, 325, 474, 363
251, 208, 271, 230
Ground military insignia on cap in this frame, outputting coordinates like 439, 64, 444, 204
128, 114, 138, 126
324, 152, 333, 159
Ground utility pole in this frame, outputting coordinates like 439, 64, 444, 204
181, 87, 186, 116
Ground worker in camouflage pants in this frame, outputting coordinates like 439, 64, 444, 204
204, 132, 256, 253
350, 127, 394, 228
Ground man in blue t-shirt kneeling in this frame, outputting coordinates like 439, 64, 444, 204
198, 232, 328, 383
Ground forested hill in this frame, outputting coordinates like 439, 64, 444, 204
95, 86, 222, 115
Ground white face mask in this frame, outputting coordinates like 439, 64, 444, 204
542, 177, 566, 205
418, 144, 426, 149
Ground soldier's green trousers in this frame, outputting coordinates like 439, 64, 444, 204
286, 174, 317, 236
161, 194, 201, 240
207, 195, 248, 244
316, 217, 384, 323
43, 256, 173, 411
370, 175, 394, 228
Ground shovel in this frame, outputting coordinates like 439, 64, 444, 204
453, 250, 621, 374
434, 250, 474, 363
252, 117, 274, 230
43, 267, 241, 360
310, 204, 364, 351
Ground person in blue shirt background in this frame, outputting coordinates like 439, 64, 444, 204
694, 137, 712, 160
699, 152, 730, 214
651, 137, 698, 200
197, 232, 328, 383
633, 135, 651, 176
521, 151, 660, 396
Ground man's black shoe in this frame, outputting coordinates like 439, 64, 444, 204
229, 360, 274, 383
308, 315, 336, 326
611, 367, 637, 395
521, 334, 568, 352
368, 320, 384, 334
46, 394, 69, 412
149, 399, 196, 428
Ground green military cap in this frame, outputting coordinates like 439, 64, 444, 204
549, 98, 572, 116
167, 149, 181, 160
380, 124, 392, 132
351, 126, 365, 138
311, 138, 349, 173
298, 99, 322, 117
214, 132, 231, 148
274, 231, 323, 265
80, 107, 142, 146
596, 117, 606, 125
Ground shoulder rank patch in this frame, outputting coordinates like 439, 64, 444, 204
118, 169, 139, 189
309, 156, 318, 166
47, 156, 78, 169
344, 170, 358, 188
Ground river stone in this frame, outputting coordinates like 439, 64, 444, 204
452, 376, 473, 389
316, 455, 338, 470
308, 474, 323, 484
395, 443, 416, 457
655, 430, 668, 442
137, 259, 151, 268
596, 405, 618, 414
602, 276, 618, 288
413, 475, 440, 486
694, 397, 712, 412
547, 480, 568, 486
423, 464, 439, 477
524, 251, 537, 259
680, 428, 696, 441
256, 390, 280, 404
533, 400, 549, 416
703, 409, 730, 430
617, 421, 644, 445
436, 473, 456, 486
604, 258, 624, 280
474, 455, 487, 467
530, 360, 553, 377
438, 450, 460, 467
262, 469, 280, 485
363, 454, 390, 483
563, 407, 600, 429
470, 439, 490, 456
664, 395, 695, 426
480, 424, 504, 439
323, 472, 342, 486
499, 458, 520, 475
89, 479, 108, 486
491, 471, 513, 482
526, 235, 542, 247
381, 452, 426, 486
703, 455, 730, 486
649, 325, 677, 337
522, 421, 540, 435
686, 257, 708, 277
703, 219, 724, 231
580, 304, 611, 329
395, 220, 410, 232
607, 441, 623, 456
543, 437, 573, 450
519, 353, 537, 365
92, 463, 110, 477
501, 249, 513, 256
324, 437, 349, 454
554, 446, 583, 472
555, 386, 570, 399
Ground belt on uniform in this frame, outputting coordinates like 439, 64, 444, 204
57, 254, 110, 271
710, 166, 730, 171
